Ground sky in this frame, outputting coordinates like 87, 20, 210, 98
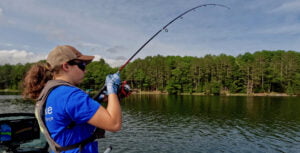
0, 0, 300, 67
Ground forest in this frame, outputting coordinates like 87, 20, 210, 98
0, 50, 300, 95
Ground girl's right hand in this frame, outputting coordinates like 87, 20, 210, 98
105, 72, 121, 95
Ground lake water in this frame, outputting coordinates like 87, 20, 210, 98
0, 95, 299, 153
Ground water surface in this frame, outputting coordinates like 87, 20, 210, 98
0, 95, 299, 153
101, 95, 300, 153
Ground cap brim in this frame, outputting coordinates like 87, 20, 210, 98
77, 55, 95, 64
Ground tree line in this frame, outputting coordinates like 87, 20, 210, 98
0, 50, 299, 95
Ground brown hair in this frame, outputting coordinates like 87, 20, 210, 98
22, 62, 55, 100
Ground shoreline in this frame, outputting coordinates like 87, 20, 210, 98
0, 89, 296, 97
133, 90, 296, 97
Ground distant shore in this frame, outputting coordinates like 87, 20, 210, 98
133, 90, 295, 96
0, 89, 21, 95
0, 89, 296, 97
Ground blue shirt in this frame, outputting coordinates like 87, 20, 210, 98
45, 85, 101, 153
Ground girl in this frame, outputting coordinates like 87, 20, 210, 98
23, 45, 122, 153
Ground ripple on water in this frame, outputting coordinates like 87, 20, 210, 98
1, 95, 300, 153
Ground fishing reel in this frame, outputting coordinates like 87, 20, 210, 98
97, 81, 131, 102
118, 81, 132, 99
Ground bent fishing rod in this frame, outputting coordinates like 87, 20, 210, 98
93, 3, 230, 100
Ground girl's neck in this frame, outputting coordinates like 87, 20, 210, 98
54, 76, 74, 85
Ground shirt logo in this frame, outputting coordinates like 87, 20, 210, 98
45, 106, 53, 122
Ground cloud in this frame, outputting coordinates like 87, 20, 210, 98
93, 54, 103, 62
105, 58, 125, 68
0, 50, 46, 65
106, 46, 127, 53
0, 49, 125, 68
270, 1, 300, 13
256, 24, 300, 35
0, 8, 3, 22
114, 56, 127, 61
1, 0, 300, 64
77, 42, 104, 52
93, 54, 125, 68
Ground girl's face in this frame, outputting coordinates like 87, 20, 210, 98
67, 60, 87, 85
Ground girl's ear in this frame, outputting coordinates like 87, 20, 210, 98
61, 63, 70, 72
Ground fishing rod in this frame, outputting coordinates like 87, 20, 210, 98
93, 3, 230, 100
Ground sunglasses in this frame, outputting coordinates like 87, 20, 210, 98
67, 60, 87, 71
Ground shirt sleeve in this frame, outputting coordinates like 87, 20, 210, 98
65, 88, 101, 124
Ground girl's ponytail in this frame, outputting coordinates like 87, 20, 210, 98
22, 63, 53, 100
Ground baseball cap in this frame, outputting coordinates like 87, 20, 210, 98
46, 45, 95, 68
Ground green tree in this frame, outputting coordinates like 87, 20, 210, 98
82, 58, 113, 90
